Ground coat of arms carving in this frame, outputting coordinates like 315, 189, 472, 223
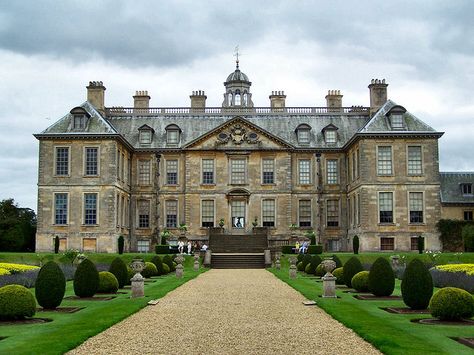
216, 124, 259, 146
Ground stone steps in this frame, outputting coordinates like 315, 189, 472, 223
211, 254, 265, 269
209, 234, 268, 253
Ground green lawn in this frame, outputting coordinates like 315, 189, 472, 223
0, 256, 204, 355
271, 255, 474, 355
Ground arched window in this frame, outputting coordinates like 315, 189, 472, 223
295, 124, 312, 145
165, 124, 181, 145
227, 92, 232, 106
242, 92, 248, 106
234, 90, 241, 105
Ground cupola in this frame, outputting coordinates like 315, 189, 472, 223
222, 58, 254, 108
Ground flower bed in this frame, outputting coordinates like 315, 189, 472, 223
0, 263, 39, 274
430, 264, 474, 293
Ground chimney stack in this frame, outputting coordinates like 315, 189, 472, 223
368, 79, 388, 116
325, 90, 343, 111
133, 90, 151, 111
269, 91, 286, 112
190, 90, 207, 112
86, 81, 106, 112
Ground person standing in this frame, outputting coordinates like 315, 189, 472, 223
187, 241, 192, 255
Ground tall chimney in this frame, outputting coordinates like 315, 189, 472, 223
133, 90, 151, 111
86, 81, 106, 112
190, 90, 207, 113
269, 91, 286, 112
368, 79, 388, 116
325, 90, 343, 111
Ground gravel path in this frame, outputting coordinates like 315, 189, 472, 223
68, 269, 381, 355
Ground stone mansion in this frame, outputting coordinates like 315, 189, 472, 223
35, 62, 451, 253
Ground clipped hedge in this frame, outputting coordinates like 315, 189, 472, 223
281, 245, 294, 254
35, 261, 66, 310
351, 271, 369, 292
401, 258, 433, 309
297, 261, 304, 272
73, 259, 99, 298
98, 271, 119, 293
306, 255, 322, 274
151, 255, 165, 276
155, 245, 170, 254
462, 225, 474, 252
430, 265, 474, 293
307, 245, 323, 254
297, 254, 305, 263
142, 262, 158, 278
343, 257, 364, 288
109, 258, 128, 289
162, 255, 174, 272
429, 287, 474, 320
333, 267, 344, 285
368, 257, 395, 296
301, 254, 312, 270
0, 285, 36, 319
436, 219, 474, 251
331, 254, 343, 268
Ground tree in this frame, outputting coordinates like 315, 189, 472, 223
0, 199, 36, 252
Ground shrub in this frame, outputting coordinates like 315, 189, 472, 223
0, 285, 36, 319
462, 225, 474, 252
162, 255, 174, 272
307, 245, 323, 254
155, 245, 170, 254
0, 263, 39, 273
162, 263, 170, 274
108, 258, 128, 289
368, 257, 395, 296
118, 235, 124, 255
142, 262, 158, 278
98, 271, 119, 293
297, 261, 304, 271
297, 254, 305, 263
73, 259, 99, 298
430, 265, 474, 293
126, 266, 134, 284
401, 258, 433, 309
343, 256, 364, 288
353, 235, 359, 254
306, 255, 322, 274
281, 245, 293, 254
429, 287, 474, 320
331, 254, 343, 268
304, 263, 312, 274
333, 267, 344, 285
301, 254, 312, 270
351, 271, 370, 292
315, 263, 325, 277
151, 255, 165, 276
417, 236, 424, 254
54, 236, 60, 254
35, 261, 65, 310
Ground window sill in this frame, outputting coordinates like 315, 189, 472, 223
164, 184, 179, 187
377, 174, 394, 177
261, 183, 276, 186
54, 175, 70, 178
409, 223, 425, 226
200, 184, 216, 187
82, 224, 99, 227
229, 183, 248, 186
408, 174, 424, 177
378, 223, 395, 226
83, 175, 100, 178
53, 224, 68, 226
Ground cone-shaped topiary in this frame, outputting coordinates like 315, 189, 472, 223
142, 262, 158, 278
304, 263, 312, 274
331, 254, 343, 268
162, 255, 174, 272
401, 258, 433, 309
343, 256, 364, 288
54, 236, 60, 254
333, 267, 344, 285
306, 255, 322, 274
351, 271, 369, 292
98, 271, 119, 293
297, 253, 305, 263
301, 254, 312, 270
368, 257, 395, 296
0, 285, 36, 320
429, 287, 474, 320
417, 236, 424, 254
118, 235, 124, 255
109, 257, 128, 289
315, 263, 325, 277
353, 235, 359, 254
73, 259, 99, 298
297, 261, 304, 271
151, 255, 165, 276
35, 261, 66, 309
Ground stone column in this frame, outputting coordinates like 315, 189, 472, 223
203, 250, 212, 267
175, 255, 185, 278
264, 250, 272, 268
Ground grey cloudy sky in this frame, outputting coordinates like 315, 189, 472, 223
1, 0, 473, 211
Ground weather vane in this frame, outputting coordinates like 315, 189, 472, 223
234, 45, 240, 69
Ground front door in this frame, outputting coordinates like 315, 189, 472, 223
231, 200, 245, 231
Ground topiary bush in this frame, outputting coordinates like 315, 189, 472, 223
118, 235, 124, 254
331, 254, 343, 268
351, 271, 370, 292
417, 236, 424, 254
109, 258, 128, 289
162, 255, 174, 272
462, 225, 474, 252
333, 267, 344, 285
315, 263, 325, 277
126, 266, 134, 285
0, 285, 36, 319
307, 245, 323, 254
297, 261, 304, 271
155, 245, 170, 254
429, 287, 474, 320
353, 235, 359, 254
73, 259, 99, 298
304, 263, 312, 274
98, 271, 119, 293
35, 261, 65, 309
401, 258, 433, 309
142, 262, 158, 278
368, 257, 395, 296
343, 256, 364, 288
151, 255, 165, 276
54, 236, 60, 254
306, 255, 322, 274
301, 254, 312, 270
297, 254, 305, 263
281, 245, 293, 254
162, 263, 170, 274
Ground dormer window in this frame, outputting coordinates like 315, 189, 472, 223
295, 124, 312, 145
70, 107, 91, 131
325, 130, 337, 143
165, 124, 181, 146
461, 183, 473, 195
138, 124, 154, 145
386, 105, 407, 130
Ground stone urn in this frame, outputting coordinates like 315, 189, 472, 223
321, 258, 337, 298
193, 254, 200, 271
129, 258, 145, 298
289, 256, 297, 279
321, 258, 337, 277
175, 255, 185, 278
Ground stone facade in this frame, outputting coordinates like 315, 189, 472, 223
35, 63, 446, 253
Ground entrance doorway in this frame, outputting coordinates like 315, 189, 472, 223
231, 200, 246, 230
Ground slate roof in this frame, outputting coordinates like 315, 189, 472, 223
440, 172, 474, 205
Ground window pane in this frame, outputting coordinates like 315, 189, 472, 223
380, 237, 394, 250
462, 184, 473, 194
137, 240, 150, 253
85, 147, 98, 176
231, 200, 245, 228
262, 199, 275, 227
298, 160, 310, 184
55, 193, 68, 225
391, 114, 403, 129
327, 160, 338, 184
326, 200, 339, 227
262, 159, 274, 184
138, 200, 150, 228
298, 130, 310, 144
202, 159, 214, 184
201, 200, 214, 227
166, 200, 177, 228
231, 159, 246, 184
325, 130, 336, 143
166, 160, 178, 185
379, 192, 393, 223
377, 146, 392, 175
464, 211, 473, 221
298, 200, 311, 227
410, 237, 419, 251
409, 192, 423, 223
167, 130, 179, 144
138, 160, 151, 185
56, 147, 69, 176
84, 193, 97, 225
408, 146, 422, 175
140, 130, 152, 144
